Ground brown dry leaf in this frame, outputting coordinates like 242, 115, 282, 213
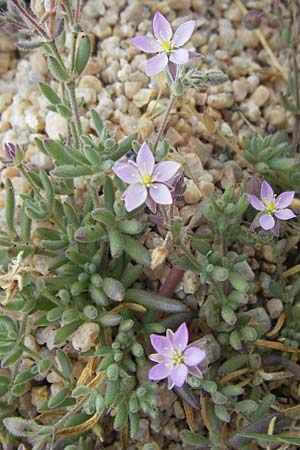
56, 411, 102, 437
76, 357, 95, 387
199, 394, 210, 431
283, 265, 300, 278
183, 400, 195, 432
151, 246, 168, 270
121, 423, 128, 450
266, 313, 285, 337
0, 251, 31, 306
255, 339, 300, 353
220, 368, 251, 384
110, 303, 146, 314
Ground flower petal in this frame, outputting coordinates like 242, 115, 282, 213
168, 61, 177, 81
172, 323, 188, 351
145, 53, 168, 76
173, 20, 195, 47
188, 365, 203, 378
188, 338, 206, 350
145, 194, 157, 213
153, 11, 172, 42
150, 334, 172, 355
149, 183, 172, 205
149, 363, 173, 381
169, 364, 188, 387
131, 35, 161, 53
112, 162, 140, 184
169, 48, 189, 64
275, 191, 295, 209
274, 208, 296, 220
259, 213, 275, 230
123, 182, 147, 212
248, 194, 265, 211
260, 180, 274, 204
184, 347, 206, 366
152, 161, 181, 182
136, 142, 155, 176
149, 353, 168, 363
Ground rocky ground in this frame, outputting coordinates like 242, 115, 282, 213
0, 0, 298, 449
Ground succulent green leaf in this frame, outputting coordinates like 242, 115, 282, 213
55, 320, 83, 343
39, 82, 61, 104
48, 386, 70, 409
51, 165, 92, 178
123, 235, 150, 265
74, 224, 105, 242
75, 35, 91, 75
125, 289, 189, 313
47, 56, 70, 82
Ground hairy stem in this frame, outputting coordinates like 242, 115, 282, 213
10, 0, 49, 39
153, 95, 175, 151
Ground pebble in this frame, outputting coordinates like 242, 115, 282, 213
199, 180, 214, 197
78, 75, 102, 93
45, 111, 68, 139
241, 100, 261, 122
240, 307, 271, 335
31, 386, 48, 411
203, 334, 221, 364
71, 322, 100, 352
0, 93, 12, 113
207, 93, 234, 110
156, 386, 177, 410
264, 105, 287, 128
183, 270, 200, 294
185, 153, 204, 178
267, 298, 283, 319
133, 88, 155, 108
221, 160, 243, 189
183, 179, 202, 204
251, 85, 270, 107
173, 401, 185, 419
233, 78, 249, 102
124, 81, 143, 100
135, 418, 150, 443
237, 28, 260, 48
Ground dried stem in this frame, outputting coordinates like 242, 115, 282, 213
159, 266, 185, 297
153, 95, 175, 151
49, 0, 56, 40
75, 0, 81, 23
10, 0, 49, 39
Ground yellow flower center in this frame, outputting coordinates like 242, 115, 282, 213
172, 351, 184, 365
142, 174, 152, 186
266, 200, 276, 214
161, 40, 172, 54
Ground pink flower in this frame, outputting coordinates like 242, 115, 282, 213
112, 142, 180, 212
148, 323, 206, 389
132, 11, 203, 77
248, 180, 296, 234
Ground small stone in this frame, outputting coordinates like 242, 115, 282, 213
174, 401, 185, 419
78, 75, 102, 93
36, 326, 58, 350
169, 0, 191, 8
199, 180, 214, 197
31, 386, 48, 411
45, 111, 68, 139
207, 93, 234, 110
180, 204, 200, 225
247, 75, 260, 93
0, 53, 10, 75
261, 245, 276, 263
124, 81, 143, 100
133, 89, 155, 108
156, 385, 177, 409
203, 334, 221, 364
267, 298, 283, 319
120, 114, 138, 134
183, 270, 200, 294
183, 179, 202, 204
233, 78, 249, 102
240, 307, 271, 335
264, 105, 287, 127
0, 93, 12, 113
221, 160, 243, 189
237, 28, 260, 48
165, 127, 184, 146
71, 322, 100, 352
135, 418, 150, 443
185, 153, 204, 178
241, 100, 261, 122
94, 21, 112, 39
251, 85, 270, 107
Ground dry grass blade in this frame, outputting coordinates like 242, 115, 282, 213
56, 411, 103, 437
183, 400, 196, 432
255, 339, 300, 353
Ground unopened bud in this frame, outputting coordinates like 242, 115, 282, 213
151, 246, 168, 270
204, 69, 228, 86
243, 10, 264, 30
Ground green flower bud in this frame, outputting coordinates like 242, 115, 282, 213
83, 305, 98, 320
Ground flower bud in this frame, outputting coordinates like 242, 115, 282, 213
243, 10, 264, 30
